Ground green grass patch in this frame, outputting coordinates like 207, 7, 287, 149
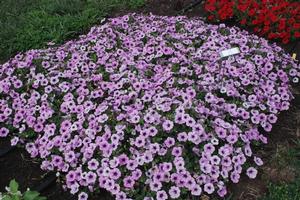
261, 139, 300, 200
261, 180, 300, 200
0, 0, 145, 63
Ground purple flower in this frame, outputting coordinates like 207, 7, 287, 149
204, 183, 215, 194
0, 127, 9, 137
217, 186, 227, 197
110, 168, 121, 180
88, 159, 99, 170
162, 120, 174, 131
246, 167, 258, 179
191, 185, 202, 196
215, 127, 226, 139
230, 171, 240, 183
126, 160, 138, 171
123, 176, 135, 188
64, 151, 75, 162
268, 114, 278, 124
204, 143, 215, 154
177, 132, 188, 142
78, 192, 88, 200
86, 171, 97, 184
10, 136, 19, 146
168, 186, 180, 199
150, 181, 162, 192
254, 156, 263, 166
164, 137, 175, 148
171, 147, 182, 157
156, 190, 168, 200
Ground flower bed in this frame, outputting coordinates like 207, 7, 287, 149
204, 0, 300, 44
0, 14, 299, 200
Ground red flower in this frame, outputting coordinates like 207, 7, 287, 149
293, 23, 300, 29
240, 19, 247, 25
205, 4, 216, 12
219, 12, 228, 20
252, 19, 259, 25
262, 25, 270, 34
248, 9, 256, 16
288, 18, 296, 25
278, 19, 286, 31
251, 1, 259, 9
237, 4, 248, 12
282, 37, 290, 44
268, 32, 277, 39
227, 7, 234, 18
264, 19, 270, 26
208, 15, 215, 21
269, 13, 278, 23
203, 0, 300, 43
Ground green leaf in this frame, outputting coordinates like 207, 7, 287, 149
9, 180, 19, 193
24, 191, 40, 200
3, 195, 12, 200
35, 197, 47, 200
11, 194, 20, 200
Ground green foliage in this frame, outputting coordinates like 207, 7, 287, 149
24, 191, 46, 200
271, 139, 300, 171
9, 179, 19, 194
260, 180, 300, 200
261, 139, 300, 200
0, 179, 46, 200
0, 0, 145, 63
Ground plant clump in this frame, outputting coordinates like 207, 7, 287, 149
0, 14, 299, 200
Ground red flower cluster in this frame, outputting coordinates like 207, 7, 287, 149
204, 0, 300, 43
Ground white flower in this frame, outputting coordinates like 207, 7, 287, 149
293, 77, 299, 83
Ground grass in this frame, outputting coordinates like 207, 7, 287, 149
0, 0, 145, 63
270, 140, 300, 169
261, 139, 300, 200
260, 180, 300, 200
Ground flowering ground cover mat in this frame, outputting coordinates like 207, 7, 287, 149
0, 14, 299, 200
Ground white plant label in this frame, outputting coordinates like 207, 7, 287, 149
220, 47, 240, 58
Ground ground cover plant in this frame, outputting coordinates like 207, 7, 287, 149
0, 13, 299, 200
204, 0, 300, 44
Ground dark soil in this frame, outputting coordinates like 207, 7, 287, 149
0, 0, 300, 200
